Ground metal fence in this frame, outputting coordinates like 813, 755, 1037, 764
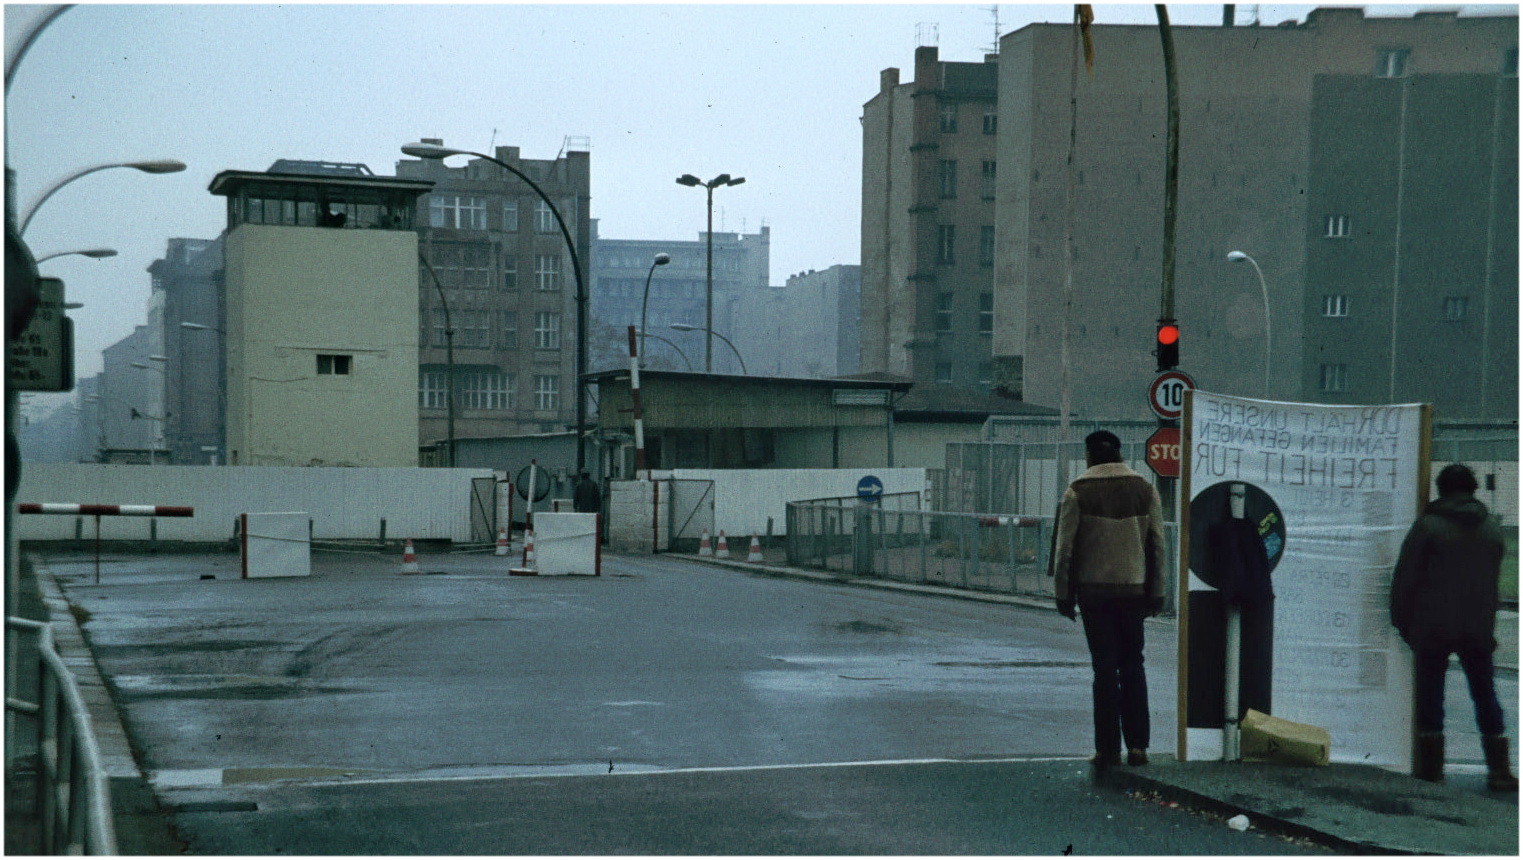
6, 616, 117, 855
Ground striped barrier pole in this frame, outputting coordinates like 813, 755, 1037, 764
18, 504, 195, 583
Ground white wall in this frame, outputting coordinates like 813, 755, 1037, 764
670, 468, 926, 537
15, 464, 494, 542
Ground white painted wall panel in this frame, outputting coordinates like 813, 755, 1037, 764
671, 468, 926, 537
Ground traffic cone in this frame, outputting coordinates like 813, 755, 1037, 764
699, 529, 713, 557
716, 531, 730, 559
400, 539, 420, 574
511, 530, 539, 576
747, 535, 764, 563
494, 527, 510, 557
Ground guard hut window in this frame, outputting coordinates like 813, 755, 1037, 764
1376, 49, 1409, 78
1322, 295, 1349, 317
317, 354, 352, 375
1324, 215, 1350, 238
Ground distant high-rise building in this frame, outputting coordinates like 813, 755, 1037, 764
149, 237, 224, 464
731, 265, 861, 378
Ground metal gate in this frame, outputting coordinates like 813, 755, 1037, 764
666, 479, 715, 552
469, 477, 498, 543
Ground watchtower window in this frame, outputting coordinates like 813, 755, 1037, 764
317, 354, 352, 375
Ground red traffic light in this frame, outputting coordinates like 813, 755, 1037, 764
1157, 324, 1180, 346
1156, 323, 1180, 370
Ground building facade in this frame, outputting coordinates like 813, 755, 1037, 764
149, 237, 225, 464
589, 221, 770, 374
396, 141, 593, 450
729, 265, 861, 378
210, 167, 432, 467
861, 46, 999, 392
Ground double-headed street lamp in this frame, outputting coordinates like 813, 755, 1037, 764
637, 332, 693, 370
402, 141, 590, 473
638, 253, 671, 367
670, 323, 746, 375
675, 172, 745, 372
19, 159, 186, 235
1226, 250, 1271, 398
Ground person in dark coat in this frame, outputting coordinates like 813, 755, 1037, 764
572, 472, 601, 514
1392, 463, 1517, 791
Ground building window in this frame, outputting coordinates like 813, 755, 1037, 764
502, 200, 519, 232
1322, 295, 1349, 317
1319, 363, 1348, 393
981, 160, 996, 200
982, 111, 997, 135
935, 361, 954, 384
1504, 48, 1518, 77
499, 310, 518, 349
938, 160, 957, 198
534, 311, 561, 349
458, 310, 490, 348
979, 293, 994, 333
428, 242, 492, 288
461, 370, 511, 410
502, 255, 518, 290
978, 361, 993, 387
1376, 48, 1409, 78
534, 375, 560, 411
419, 370, 446, 409
979, 226, 995, 267
432, 311, 452, 348
937, 225, 956, 265
1443, 296, 1469, 321
1324, 215, 1350, 238
534, 200, 557, 233
939, 102, 957, 133
429, 195, 488, 230
535, 254, 562, 290
316, 354, 352, 375
935, 293, 953, 333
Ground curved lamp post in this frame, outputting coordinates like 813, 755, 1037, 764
417, 253, 456, 468
675, 172, 745, 372
670, 323, 746, 375
403, 141, 589, 472
1226, 250, 1270, 398
20, 159, 186, 235
638, 252, 671, 367
35, 247, 116, 264
637, 331, 693, 370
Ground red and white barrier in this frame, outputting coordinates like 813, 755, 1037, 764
19, 503, 193, 517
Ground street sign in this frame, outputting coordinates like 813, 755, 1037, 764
1145, 426, 1182, 478
8, 277, 74, 392
1148, 370, 1195, 420
856, 475, 884, 500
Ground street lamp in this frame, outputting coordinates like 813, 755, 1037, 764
638, 252, 672, 367
675, 172, 746, 372
670, 323, 747, 375
19, 159, 186, 235
417, 253, 456, 468
1226, 250, 1271, 398
636, 331, 694, 370
34, 247, 116, 264
402, 141, 590, 473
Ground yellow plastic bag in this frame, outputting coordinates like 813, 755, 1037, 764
1240, 708, 1331, 766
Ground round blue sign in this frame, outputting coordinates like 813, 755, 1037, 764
856, 475, 884, 500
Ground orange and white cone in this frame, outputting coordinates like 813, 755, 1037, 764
747, 535, 764, 563
400, 539, 420, 574
715, 531, 730, 559
511, 530, 539, 576
698, 529, 713, 557
494, 527, 510, 557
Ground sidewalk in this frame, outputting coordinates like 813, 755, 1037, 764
681, 550, 1520, 855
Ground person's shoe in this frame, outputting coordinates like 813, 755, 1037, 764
1127, 749, 1149, 766
1089, 752, 1121, 769
1413, 732, 1445, 783
1482, 735, 1518, 792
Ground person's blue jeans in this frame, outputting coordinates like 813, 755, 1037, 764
1079, 595, 1151, 758
1414, 646, 1506, 736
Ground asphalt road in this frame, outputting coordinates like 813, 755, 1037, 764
40, 548, 1508, 854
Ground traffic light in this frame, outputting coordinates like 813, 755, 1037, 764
1156, 322, 1179, 370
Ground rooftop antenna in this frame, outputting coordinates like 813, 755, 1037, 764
916, 21, 939, 47
1247, 4, 1260, 25
556, 135, 592, 159
488, 127, 497, 151
987, 5, 1001, 54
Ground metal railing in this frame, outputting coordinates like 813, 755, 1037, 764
6, 616, 118, 855
786, 501, 1179, 612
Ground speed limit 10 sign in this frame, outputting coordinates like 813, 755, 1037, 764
1148, 370, 1196, 420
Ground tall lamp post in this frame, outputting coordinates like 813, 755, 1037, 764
35, 247, 116, 264
129, 360, 168, 464
638, 332, 693, 370
670, 323, 747, 375
417, 253, 456, 467
402, 142, 590, 473
638, 252, 671, 367
1227, 251, 1271, 398
675, 172, 745, 372
19, 159, 186, 235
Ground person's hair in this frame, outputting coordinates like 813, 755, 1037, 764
1436, 463, 1477, 496
1085, 430, 1124, 464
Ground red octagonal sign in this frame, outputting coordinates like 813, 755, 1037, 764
1146, 427, 1182, 478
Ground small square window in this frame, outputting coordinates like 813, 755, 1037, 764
1443, 296, 1469, 321
1376, 49, 1409, 78
979, 293, 994, 333
317, 354, 352, 375
934, 362, 954, 384
1322, 295, 1349, 317
1319, 363, 1347, 393
938, 103, 958, 133
1324, 215, 1350, 238
935, 293, 954, 333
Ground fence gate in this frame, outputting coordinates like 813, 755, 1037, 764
666, 479, 715, 552
469, 477, 497, 543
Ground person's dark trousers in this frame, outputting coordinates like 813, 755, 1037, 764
1079, 595, 1151, 761
1414, 646, 1506, 736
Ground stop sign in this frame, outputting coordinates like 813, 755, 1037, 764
1145, 427, 1182, 478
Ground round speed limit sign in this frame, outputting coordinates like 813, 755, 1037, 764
1148, 370, 1196, 420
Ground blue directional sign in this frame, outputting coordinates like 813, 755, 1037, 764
856, 475, 884, 500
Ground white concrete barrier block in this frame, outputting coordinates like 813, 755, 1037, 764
241, 512, 311, 578
530, 512, 600, 575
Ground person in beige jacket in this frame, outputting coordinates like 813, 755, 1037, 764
1053, 430, 1167, 768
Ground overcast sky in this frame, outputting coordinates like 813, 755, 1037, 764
7, 2, 1497, 412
